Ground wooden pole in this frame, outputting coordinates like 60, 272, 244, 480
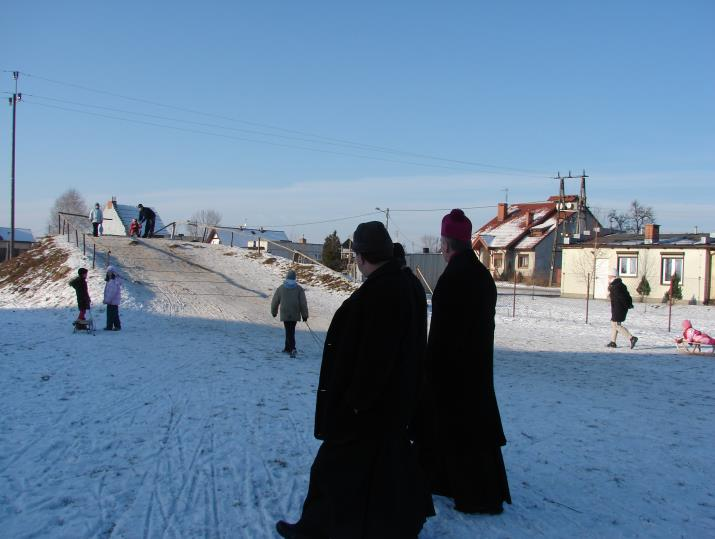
586, 273, 591, 324
75, 229, 79, 246
668, 278, 674, 332
512, 270, 517, 318
92, 243, 96, 269
230, 232, 234, 247
83, 234, 86, 255
105, 250, 111, 268
415, 266, 433, 295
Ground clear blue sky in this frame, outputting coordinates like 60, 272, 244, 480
2, 1, 713, 249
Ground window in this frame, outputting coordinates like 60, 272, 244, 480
618, 256, 638, 277
493, 253, 503, 269
661, 257, 683, 285
518, 254, 529, 269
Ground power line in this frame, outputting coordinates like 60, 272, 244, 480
261, 211, 382, 228
14, 70, 549, 177
23, 99, 483, 172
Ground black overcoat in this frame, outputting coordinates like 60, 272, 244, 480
609, 278, 633, 322
300, 259, 434, 538
69, 275, 90, 310
417, 249, 510, 508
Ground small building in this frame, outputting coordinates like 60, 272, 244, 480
473, 196, 601, 285
207, 227, 289, 249
101, 198, 166, 237
0, 227, 35, 261
561, 224, 715, 304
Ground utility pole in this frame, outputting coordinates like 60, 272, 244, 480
8, 71, 21, 260
376, 207, 390, 231
548, 172, 567, 287
577, 169, 588, 235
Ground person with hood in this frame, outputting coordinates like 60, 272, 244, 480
680, 320, 715, 345
69, 268, 91, 326
415, 209, 511, 515
89, 203, 103, 237
137, 204, 156, 238
271, 269, 309, 357
103, 265, 122, 331
607, 270, 637, 349
275, 221, 434, 539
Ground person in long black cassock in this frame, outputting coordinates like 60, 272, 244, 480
416, 209, 511, 515
276, 221, 434, 539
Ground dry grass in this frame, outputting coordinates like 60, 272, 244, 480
0, 238, 71, 294
291, 264, 356, 293
262, 257, 277, 264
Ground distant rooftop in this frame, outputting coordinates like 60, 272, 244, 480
0, 227, 35, 242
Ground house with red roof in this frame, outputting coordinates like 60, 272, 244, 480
473, 195, 601, 285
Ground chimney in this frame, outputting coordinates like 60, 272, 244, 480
525, 211, 533, 227
422, 247, 430, 254
300, 236, 307, 244
644, 223, 660, 244
497, 203, 508, 222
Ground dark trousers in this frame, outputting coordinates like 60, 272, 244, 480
142, 218, 155, 238
284, 321, 297, 352
92, 222, 100, 237
106, 304, 121, 330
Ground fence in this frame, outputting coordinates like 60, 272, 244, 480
57, 212, 113, 270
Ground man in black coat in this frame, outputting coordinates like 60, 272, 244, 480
137, 204, 156, 238
276, 222, 434, 539
416, 209, 511, 515
607, 270, 637, 348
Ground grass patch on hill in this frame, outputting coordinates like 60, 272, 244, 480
0, 238, 71, 294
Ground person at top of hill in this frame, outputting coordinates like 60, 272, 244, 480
137, 204, 156, 238
680, 320, 715, 345
128, 218, 140, 238
607, 270, 637, 349
103, 265, 122, 331
414, 209, 511, 516
89, 203, 103, 237
270, 269, 308, 357
69, 268, 91, 323
275, 221, 434, 539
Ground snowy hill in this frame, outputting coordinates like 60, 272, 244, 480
1, 236, 714, 538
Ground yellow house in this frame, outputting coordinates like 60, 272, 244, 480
561, 224, 715, 304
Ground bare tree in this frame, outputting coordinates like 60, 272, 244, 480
607, 209, 630, 232
628, 200, 655, 234
48, 188, 89, 234
189, 209, 222, 238
421, 234, 441, 253
607, 200, 655, 233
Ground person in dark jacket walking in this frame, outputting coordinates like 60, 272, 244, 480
607, 270, 637, 348
276, 221, 434, 539
415, 209, 511, 515
69, 268, 91, 324
271, 269, 309, 357
137, 204, 156, 238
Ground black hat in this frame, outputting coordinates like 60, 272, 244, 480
352, 221, 393, 259
78, 267, 88, 275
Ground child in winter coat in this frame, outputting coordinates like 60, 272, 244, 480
69, 268, 91, 325
103, 265, 122, 331
128, 219, 140, 237
270, 269, 309, 357
680, 320, 715, 345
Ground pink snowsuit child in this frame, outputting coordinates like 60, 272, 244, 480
682, 320, 715, 345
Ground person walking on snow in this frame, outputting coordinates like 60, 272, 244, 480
89, 203, 103, 237
414, 209, 511, 515
137, 204, 156, 238
275, 221, 434, 539
271, 269, 308, 357
103, 265, 122, 331
69, 268, 91, 326
607, 270, 637, 349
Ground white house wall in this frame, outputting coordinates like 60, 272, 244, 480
562, 246, 712, 304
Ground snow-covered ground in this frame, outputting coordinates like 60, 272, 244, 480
1, 236, 714, 538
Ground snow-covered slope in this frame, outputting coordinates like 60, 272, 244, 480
1, 236, 714, 538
